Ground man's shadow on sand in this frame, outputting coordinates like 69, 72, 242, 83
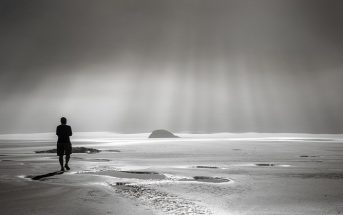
28, 171, 64, 181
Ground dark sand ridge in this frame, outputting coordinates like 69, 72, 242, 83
84, 170, 167, 180
195, 166, 219, 169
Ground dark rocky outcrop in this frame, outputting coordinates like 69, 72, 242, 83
148, 129, 180, 138
35, 147, 101, 154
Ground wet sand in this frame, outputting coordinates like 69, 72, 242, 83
1, 132, 343, 214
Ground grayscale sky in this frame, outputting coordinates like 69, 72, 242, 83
0, 0, 343, 133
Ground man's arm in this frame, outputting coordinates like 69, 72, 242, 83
69, 126, 73, 136
56, 126, 59, 136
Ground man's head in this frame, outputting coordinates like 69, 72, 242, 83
60, 117, 67, 125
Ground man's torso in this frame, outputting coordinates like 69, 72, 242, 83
56, 125, 72, 143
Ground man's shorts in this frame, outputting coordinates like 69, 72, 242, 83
57, 142, 72, 156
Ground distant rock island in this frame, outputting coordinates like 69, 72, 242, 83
148, 129, 180, 138
35, 147, 101, 154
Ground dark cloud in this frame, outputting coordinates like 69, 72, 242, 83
0, 0, 343, 133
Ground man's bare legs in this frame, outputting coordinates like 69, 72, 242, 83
58, 155, 70, 171
65, 154, 70, 170
59, 155, 64, 171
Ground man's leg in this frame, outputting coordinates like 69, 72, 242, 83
65, 154, 70, 170
59, 155, 64, 171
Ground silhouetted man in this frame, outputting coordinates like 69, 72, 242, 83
56, 117, 72, 171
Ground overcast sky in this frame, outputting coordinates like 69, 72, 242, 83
0, 0, 343, 134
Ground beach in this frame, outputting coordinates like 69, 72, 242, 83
1, 132, 343, 215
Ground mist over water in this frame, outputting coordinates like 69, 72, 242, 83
1, 0, 343, 133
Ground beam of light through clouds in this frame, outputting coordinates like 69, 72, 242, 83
0, 0, 343, 133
